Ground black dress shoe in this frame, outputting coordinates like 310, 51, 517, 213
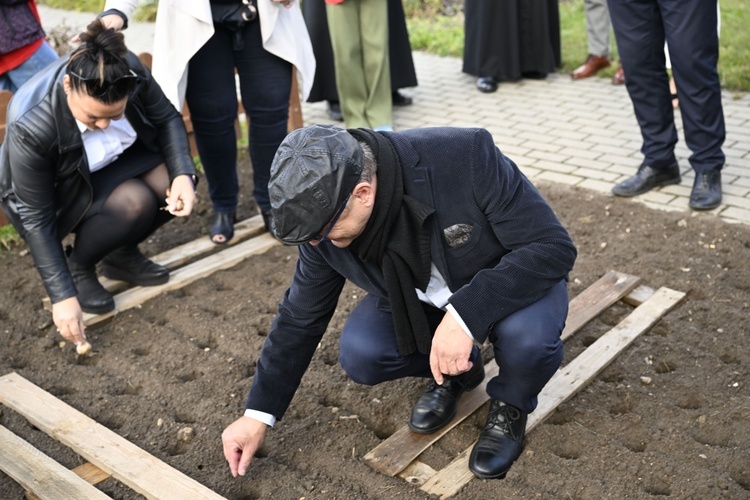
612, 162, 681, 197
209, 211, 236, 245
327, 101, 343, 121
476, 77, 498, 93
67, 256, 114, 314
689, 171, 722, 210
469, 400, 527, 479
392, 90, 413, 106
408, 357, 485, 434
100, 246, 169, 286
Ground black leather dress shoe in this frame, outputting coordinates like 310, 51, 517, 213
408, 358, 485, 434
392, 90, 413, 106
612, 162, 681, 197
469, 400, 527, 479
100, 246, 169, 286
689, 171, 722, 210
476, 77, 498, 93
67, 256, 114, 314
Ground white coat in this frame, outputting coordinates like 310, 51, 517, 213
105, 0, 315, 110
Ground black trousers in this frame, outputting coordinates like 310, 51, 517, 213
608, 0, 725, 174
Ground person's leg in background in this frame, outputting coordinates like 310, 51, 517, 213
571, 0, 611, 79
235, 19, 292, 225
185, 27, 241, 244
661, 0, 724, 210
359, 0, 392, 130
327, 0, 391, 129
0, 41, 57, 92
609, 0, 681, 198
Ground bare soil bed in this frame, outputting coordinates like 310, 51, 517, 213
1, 155, 748, 499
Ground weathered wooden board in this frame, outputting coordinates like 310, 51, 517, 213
0, 373, 225, 500
419, 286, 686, 498
0, 425, 111, 500
43, 215, 267, 311
364, 271, 644, 477
82, 232, 279, 327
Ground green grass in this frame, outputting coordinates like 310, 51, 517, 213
0, 224, 21, 250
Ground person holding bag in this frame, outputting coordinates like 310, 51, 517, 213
100, 0, 315, 243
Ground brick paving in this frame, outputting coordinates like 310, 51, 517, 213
40, 6, 750, 225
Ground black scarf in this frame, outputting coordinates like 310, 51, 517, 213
348, 129, 435, 355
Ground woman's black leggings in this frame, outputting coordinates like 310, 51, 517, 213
69, 164, 172, 267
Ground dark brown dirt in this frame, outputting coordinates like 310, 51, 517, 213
1, 154, 749, 499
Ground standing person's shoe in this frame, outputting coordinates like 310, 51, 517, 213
209, 211, 236, 245
408, 358, 485, 434
100, 246, 169, 286
689, 171, 722, 210
571, 54, 611, 79
327, 101, 343, 121
612, 162, 681, 197
67, 255, 115, 314
469, 400, 527, 479
611, 65, 626, 85
476, 77, 498, 93
391, 90, 413, 106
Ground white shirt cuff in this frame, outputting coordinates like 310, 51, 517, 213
243, 409, 276, 427
446, 303, 479, 345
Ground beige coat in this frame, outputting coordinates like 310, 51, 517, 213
105, 0, 315, 110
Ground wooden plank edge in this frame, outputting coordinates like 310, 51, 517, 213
42, 215, 267, 311
419, 287, 686, 498
82, 233, 280, 327
561, 270, 641, 341
24, 463, 111, 500
364, 270, 644, 477
363, 364, 499, 476
0, 425, 111, 500
0, 373, 226, 500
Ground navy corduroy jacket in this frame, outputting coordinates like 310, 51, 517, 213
246, 127, 577, 420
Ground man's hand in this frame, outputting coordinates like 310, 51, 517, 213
52, 297, 87, 345
165, 175, 196, 217
429, 312, 475, 385
221, 416, 268, 477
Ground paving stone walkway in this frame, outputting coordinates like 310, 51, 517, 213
40, 6, 750, 225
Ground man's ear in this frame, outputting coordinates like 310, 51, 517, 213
62, 74, 71, 95
352, 180, 375, 207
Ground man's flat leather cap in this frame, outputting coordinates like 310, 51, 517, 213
268, 124, 364, 245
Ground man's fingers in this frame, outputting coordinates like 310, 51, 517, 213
429, 351, 443, 384
223, 442, 242, 477
237, 447, 254, 476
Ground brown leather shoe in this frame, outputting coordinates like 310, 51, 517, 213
611, 65, 625, 85
571, 54, 611, 79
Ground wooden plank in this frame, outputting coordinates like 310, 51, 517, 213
622, 284, 656, 307
43, 215, 268, 310
0, 373, 226, 500
71, 462, 111, 486
364, 364, 499, 476
562, 270, 641, 341
398, 460, 437, 487
420, 286, 686, 498
82, 233, 280, 327
0, 425, 111, 500
287, 67, 304, 131
364, 271, 641, 476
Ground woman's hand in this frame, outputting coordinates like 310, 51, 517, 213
52, 297, 87, 346
166, 175, 196, 217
